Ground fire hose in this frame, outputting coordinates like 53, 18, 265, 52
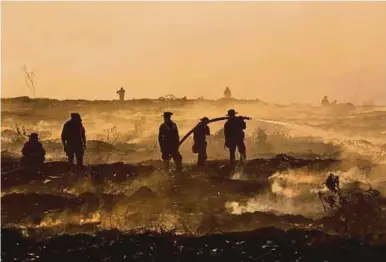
179, 116, 252, 147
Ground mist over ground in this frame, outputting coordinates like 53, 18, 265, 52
2, 97, 386, 233
2, 1, 386, 260
2, 97, 386, 164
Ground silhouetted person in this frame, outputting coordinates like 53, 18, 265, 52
20, 133, 46, 167
117, 87, 125, 101
257, 128, 267, 146
61, 113, 86, 166
158, 112, 182, 173
224, 87, 232, 99
193, 117, 210, 167
224, 109, 247, 166
321, 96, 330, 106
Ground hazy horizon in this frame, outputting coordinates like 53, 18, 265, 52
2, 2, 386, 105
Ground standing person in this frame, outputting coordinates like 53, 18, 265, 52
224, 109, 247, 166
158, 112, 182, 173
321, 96, 330, 106
193, 117, 210, 167
224, 86, 232, 99
61, 113, 87, 166
117, 87, 126, 101
20, 133, 46, 167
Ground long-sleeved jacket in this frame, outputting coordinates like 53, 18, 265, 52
22, 141, 46, 157
61, 120, 86, 147
224, 117, 246, 145
158, 121, 180, 151
193, 124, 210, 145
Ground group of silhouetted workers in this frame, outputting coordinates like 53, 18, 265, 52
21, 109, 247, 173
158, 109, 247, 172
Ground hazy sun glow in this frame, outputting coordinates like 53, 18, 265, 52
2, 2, 386, 104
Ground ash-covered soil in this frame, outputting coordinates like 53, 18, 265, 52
1, 155, 341, 235
3, 227, 386, 262
2, 154, 386, 261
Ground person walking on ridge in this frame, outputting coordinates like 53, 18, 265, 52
117, 87, 126, 101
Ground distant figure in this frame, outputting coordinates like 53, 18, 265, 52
134, 117, 146, 136
321, 96, 330, 106
117, 87, 126, 101
224, 87, 232, 99
158, 112, 182, 173
193, 117, 210, 167
61, 113, 87, 166
224, 109, 247, 166
255, 128, 272, 153
20, 133, 46, 167
257, 128, 267, 146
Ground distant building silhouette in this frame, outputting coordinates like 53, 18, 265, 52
224, 87, 232, 99
117, 87, 126, 101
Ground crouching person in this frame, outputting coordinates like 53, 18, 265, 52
20, 133, 46, 167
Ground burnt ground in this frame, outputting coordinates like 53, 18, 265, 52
2, 154, 386, 261
3, 227, 386, 262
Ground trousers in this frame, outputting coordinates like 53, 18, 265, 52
195, 144, 207, 167
227, 140, 246, 165
162, 148, 182, 172
66, 145, 84, 166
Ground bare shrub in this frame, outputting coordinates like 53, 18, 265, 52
1, 125, 30, 145
91, 126, 122, 164
319, 173, 386, 242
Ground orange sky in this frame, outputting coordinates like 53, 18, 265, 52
1, 2, 386, 104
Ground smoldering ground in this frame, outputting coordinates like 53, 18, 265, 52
2, 97, 386, 261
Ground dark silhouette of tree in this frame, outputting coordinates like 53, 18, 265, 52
21, 65, 36, 97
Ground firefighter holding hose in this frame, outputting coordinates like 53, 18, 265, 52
192, 117, 210, 167
158, 112, 183, 173
224, 109, 247, 166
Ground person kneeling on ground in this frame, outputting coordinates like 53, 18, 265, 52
20, 133, 46, 167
